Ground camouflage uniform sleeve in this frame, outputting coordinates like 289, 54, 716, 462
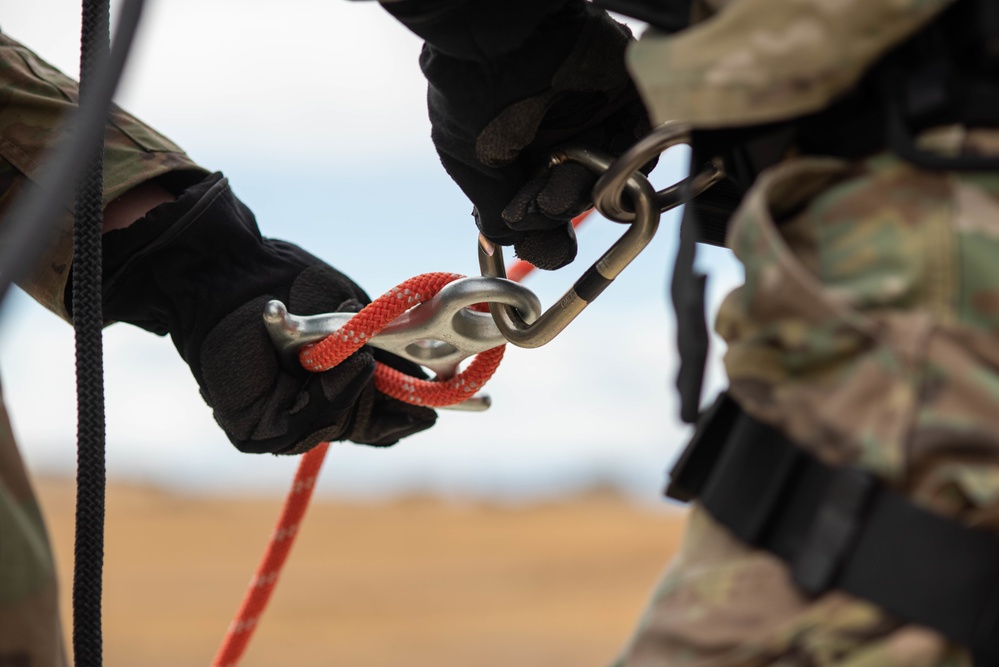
625, 0, 955, 129
0, 32, 208, 322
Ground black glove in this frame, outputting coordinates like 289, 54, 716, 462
99, 172, 436, 454
389, 0, 655, 270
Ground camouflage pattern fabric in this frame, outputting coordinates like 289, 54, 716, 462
626, 0, 955, 129
0, 32, 205, 666
0, 385, 66, 667
613, 130, 999, 666
0, 31, 206, 322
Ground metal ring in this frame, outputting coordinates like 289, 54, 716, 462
653, 157, 727, 213
591, 121, 693, 222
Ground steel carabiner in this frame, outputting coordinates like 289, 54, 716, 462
478, 147, 660, 349
478, 123, 725, 349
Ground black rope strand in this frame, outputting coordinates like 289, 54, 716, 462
73, 0, 109, 664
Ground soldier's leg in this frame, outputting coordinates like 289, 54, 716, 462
615, 143, 999, 666
0, 385, 66, 667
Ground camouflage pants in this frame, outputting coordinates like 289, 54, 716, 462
0, 32, 203, 666
615, 145, 999, 667
0, 391, 65, 667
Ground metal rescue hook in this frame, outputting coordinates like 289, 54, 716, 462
479, 123, 724, 349
262, 276, 542, 410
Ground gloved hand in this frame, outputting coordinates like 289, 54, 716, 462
391, 0, 655, 270
98, 172, 436, 454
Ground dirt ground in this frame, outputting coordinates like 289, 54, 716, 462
34, 476, 687, 667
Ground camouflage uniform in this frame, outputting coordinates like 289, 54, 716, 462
614, 1, 998, 665
0, 32, 205, 665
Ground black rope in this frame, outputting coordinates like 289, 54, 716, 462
73, 1, 110, 664
0, 0, 146, 660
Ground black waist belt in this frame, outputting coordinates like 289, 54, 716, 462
667, 393, 999, 666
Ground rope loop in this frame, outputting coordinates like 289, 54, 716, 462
299, 272, 505, 408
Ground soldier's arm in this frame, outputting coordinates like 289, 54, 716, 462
0, 32, 207, 320
376, 0, 655, 271
0, 32, 436, 453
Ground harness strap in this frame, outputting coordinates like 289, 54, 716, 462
668, 393, 999, 667
669, 193, 708, 425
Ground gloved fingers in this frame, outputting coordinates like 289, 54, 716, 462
499, 170, 549, 231
437, 151, 525, 246
239, 345, 438, 454
347, 386, 437, 447
257, 350, 377, 456
229, 349, 377, 455
474, 205, 523, 248
198, 292, 382, 454
316, 350, 377, 408
199, 297, 286, 413
537, 162, 596, 219
288, 263, 372, 316
513, 223, 578, 271
231, 374, 344, 455
502, 162, 594, 234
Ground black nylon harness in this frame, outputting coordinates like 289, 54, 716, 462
668, 393, 999, 666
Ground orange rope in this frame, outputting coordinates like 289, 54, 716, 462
211, 442, 329, 667
212, 210, 592, 666
211, 275, 500, 667
300, 272, 505, 407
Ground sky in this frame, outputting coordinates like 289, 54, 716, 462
0, 0, 744, 503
